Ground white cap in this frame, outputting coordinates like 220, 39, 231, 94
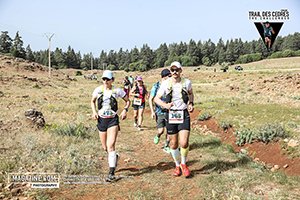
102, 70, 114, 79
170, 61, 182, 69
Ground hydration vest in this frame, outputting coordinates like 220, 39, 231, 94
97, 86, 118, 112
134, 84, 147, 98
165, 78, 189, 104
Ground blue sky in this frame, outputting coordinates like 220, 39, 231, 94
0, 0, 299, 55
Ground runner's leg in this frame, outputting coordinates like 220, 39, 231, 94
106, 125, 119, 178
99, 131, 107, 152
138, 107, 144, 127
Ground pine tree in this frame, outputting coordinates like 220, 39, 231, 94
154, 43, 169, 68
140, 44, 154, 70
53, 48, 66, 68
25, 45, 35, 61
0, 31, 12, 53
11, 31, 26, 58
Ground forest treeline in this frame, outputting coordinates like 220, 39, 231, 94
1, 31, 300, 71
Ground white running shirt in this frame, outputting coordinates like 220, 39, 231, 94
157, 78, 192, 110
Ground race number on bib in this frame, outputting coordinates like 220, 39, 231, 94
99, 109, 115, 118
168, 110, 184, 124
133, 98, 142, 106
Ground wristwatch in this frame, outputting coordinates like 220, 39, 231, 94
124, 108, 129, 112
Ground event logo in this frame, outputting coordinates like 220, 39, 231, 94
249, 9, 289, 51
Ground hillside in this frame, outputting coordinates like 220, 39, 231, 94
0, 55, 300, 199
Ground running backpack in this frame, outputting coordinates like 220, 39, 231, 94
97, 86, 118, 112
165, 78, 189, 104
134, 84, 147, 98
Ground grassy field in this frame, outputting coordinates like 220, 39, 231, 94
0, 56, 300, 199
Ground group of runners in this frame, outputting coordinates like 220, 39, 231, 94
91, 61, 194, 182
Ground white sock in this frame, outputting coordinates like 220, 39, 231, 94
108, 151, 116, 168
170, 148, 180, 167
181, 156, 187, 165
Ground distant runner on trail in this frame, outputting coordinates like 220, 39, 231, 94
128, 75, 134, 88
91, 70, 130, 182
123, 76, 131, 97
149, 69, 171, 153
154, 61, 194, 178
130, 76, 148, 131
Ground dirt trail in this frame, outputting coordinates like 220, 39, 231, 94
51, 110, 202, 200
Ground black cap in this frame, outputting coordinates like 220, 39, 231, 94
161, 69, 171, 78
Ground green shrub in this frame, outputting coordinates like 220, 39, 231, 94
256, 123, 287, 143
220, 121, 232, 131
50, 123, 90, 139
282, 49, 295, 57
75, 71, 82, 76
236, 53, 262, 64
198, 113, 212, 121
235, 123, 287, 146
235, 129, 255, 146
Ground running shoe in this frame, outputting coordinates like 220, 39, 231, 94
173, 166, 182, 176
163, 146, 171, 154
154, 135, 160, 144
105, 173, 116, 182
180, 164, 191, 178
137, 125, 142, 131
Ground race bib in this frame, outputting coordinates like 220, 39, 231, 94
99, 107, 116, 118
133, 98, 142, 106
168, 110, 184, 124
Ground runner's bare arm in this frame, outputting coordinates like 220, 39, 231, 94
149, 95, 155, 119
121, 95, 130, 120
91, 96, 98, 119
130, 86, 139, 97
188, 88, 194, 112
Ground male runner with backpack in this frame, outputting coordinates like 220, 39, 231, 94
149, 69, 171, 153
154, 61, 194, 178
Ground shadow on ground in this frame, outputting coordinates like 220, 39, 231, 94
117, 160, 199, 177
192, 155, 251, 176
189, 139, 221, 150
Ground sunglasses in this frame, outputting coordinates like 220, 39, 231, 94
102, 77, 112, 81
170, 68, 180, 72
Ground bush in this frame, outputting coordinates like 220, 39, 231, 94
256, 124, 287, 143
236, 53, 262, 64
220, 121, 232, 131
235, 123, 287, 146
220, 62, 229, 72
107, 64, 118, 71
75, 71, 82, 76
198, 113, 212, 121
50, 123, 90, 139
282, 49, 295, 57
235, 129, 255, 146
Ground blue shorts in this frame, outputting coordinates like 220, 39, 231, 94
132, 102, 145, 110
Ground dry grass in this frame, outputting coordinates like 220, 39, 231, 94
1, 55, 300, 199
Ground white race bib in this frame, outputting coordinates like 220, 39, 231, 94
99, 106, 116, 118
168, 110, 184, 124
133, 98, 142, 106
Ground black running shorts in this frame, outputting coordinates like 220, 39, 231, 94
97, 115, 119, 132
166, 109, 190, 135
